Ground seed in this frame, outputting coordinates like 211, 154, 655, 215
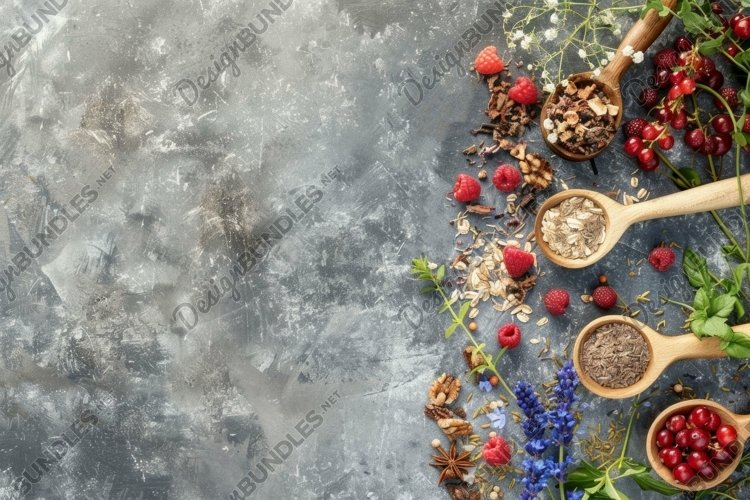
468, 322, 478, 332
673, 383, 683, 394
536, 317, 549, 326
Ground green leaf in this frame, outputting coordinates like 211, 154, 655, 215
670, 167, 701, 189
630, 471, 683, 495
641, 0, 667, 18
709, 294, 736, 318
438, 298, 456, 313
690, 316, 706, 336
436, 265, 445, 282
419, 285, 435, 294
444, 322, 459, 338
468, 364, 488, 376
457, 301, 471, 321
702, 316, 733, 338
741, 89, 750, 108
734, 131, 748, 147
698, 36, 724, 55
603, 475, 628, 500
721, 330, 750, 358
683, 248, 711, 289
693, 288, 710, 312
566, 461, 605, 489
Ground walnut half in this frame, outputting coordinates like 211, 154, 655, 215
428, 373, 461, 406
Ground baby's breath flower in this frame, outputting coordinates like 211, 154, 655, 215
606, 51, 616, 61
503, 10, 512, 19
544, 0, 559, 8
541, 70, 549, 79
600, 59, 608, 66
544, 28, 558, 41
592, 68, 601, 77
527, 64, 533, 70
521, 38, 531, 50
547, 132, 558, 144
561, 79, 569, 86
543, 118, 555, 130
622, 45, 634, 57
513, 30, 525, 41
613, 27, 622, 35
550, 13, 559, 24
543, 82, 555, 93
632, 51, 644, 64
578, 48, 587, 59
508, 42, 517, 49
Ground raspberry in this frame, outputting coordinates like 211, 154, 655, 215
508, 77, 538, 105
592, 285, 618, 309
502, 246, 535, 278
453, 174, 481, 202
648, 246, 676, 272
474, 46, 505, 75
543, 288, 569, 316
714, 87, 739, 109
483, 435, 511, 466
492, 164, 522, 192
497, 323, 522, 349
653, 48, 678, 69
624, 118, 648, 138
639, 88, 659, 109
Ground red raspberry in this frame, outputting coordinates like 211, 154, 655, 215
624, 118, 648, 138
482, 435, 511, 466
639, 88, 659, 109
492, 164, 522, 192
543, 288, 570, 316
648, 247, 676, 272
497, 323, 522, 349
474, 46, 505, 75
714, 87, 739, 109
502, 246, 535, 278
653, 48, 678, 69
592, 285, 618, 309
508, 77, 538, 105
453, 174, 481, 202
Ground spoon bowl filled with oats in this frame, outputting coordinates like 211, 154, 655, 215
534, 174, 750, 269
572, 315, 749, 399
540, 0, 676, 161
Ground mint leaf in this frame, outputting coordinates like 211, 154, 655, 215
709, 294, 736, 318
693, 288, 710, 312
702, 316, 733, 338
683, 248, 711, 289
698, 37, 724, 55
721, 330, 750, 358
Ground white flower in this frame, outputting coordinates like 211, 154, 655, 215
543, 118, 555, 130
520, 38, 531, 50
544, 28, 558, 41
508, 42, 516, 49
606, 51, 616, 61
601, 59, 608, 66
622, 45, 634, 57
613, 27, 622, 35
503, 10, 512, 19
593, 68, 601, 77
632, 51, 644, 63
541, 70, 549, 79
550, 13, 559, 24
543, 82, 556, 93
513, 30, 525, 40
578, 48, 587, 59
527, 64, 533, 70
544, 0, 558, 8
561, 79, 569, 86
547, 132, 558, 144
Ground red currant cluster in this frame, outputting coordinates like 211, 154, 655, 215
623, 30, 750, 171
655, 406, 739, 485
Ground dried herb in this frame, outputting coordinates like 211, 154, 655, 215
579, 323, 650, 389
541, 196, 606, 259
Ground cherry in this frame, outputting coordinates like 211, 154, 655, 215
679, 78, 697, 95
710, 446, 735, 463
654, 68, 671, 88
685, 129, 705, 149
699, 57, 716, 75
624, 137, 644, 157
706, 70, 725, 90
699, 136, 718, 155
671, 109, 688, 129
678, 51, 692, 66
712, 114, 733, 135
674, 36, 692, 52
735, 18, 750, 38
667, 414, 687, 433
675, 429, 692, 448
711, 2, 723, 14
688, 428, 711, 451
716, 424, 738, 447
656, 429, 675, 448
713, 135, 732, 156
659, 447, 684, 469
730, 13, 744, 31
687, 450, 710, 470
639, 156, 660, 171
689, 406, 713, 428
641, 124, 660, 140
669, 70, 686, 85
673, 463, 696, 484
698, 464, 718, 480
726, 44, 740, 57
655, 107, 673, 123
638, 148, 655, 164
667, 85, 683, 101
658, 135, 675, 150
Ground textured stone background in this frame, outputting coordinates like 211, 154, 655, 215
0, 0, 747, 498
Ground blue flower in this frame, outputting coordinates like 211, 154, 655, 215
514, 381, 546, 419
479, 379, 493, 392
552, 361, 579, 412
549, 408, 577, 446
486, 407, 507, 430
567, 491, 584, 500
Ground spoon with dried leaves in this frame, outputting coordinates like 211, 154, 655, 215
540, 0, 677, 161
534, 174, 750, 269
572, 315, 750, 399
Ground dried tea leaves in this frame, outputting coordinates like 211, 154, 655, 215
580, 323, 651, 389
544, 80, 618, 155
541, 196, 606, 259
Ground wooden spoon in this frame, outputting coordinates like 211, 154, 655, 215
572, 315, 750, 399
540, 0, 677, 161
647, 399, 750, 490
534, 174, 750, 269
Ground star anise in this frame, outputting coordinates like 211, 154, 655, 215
430, 441, 474, 484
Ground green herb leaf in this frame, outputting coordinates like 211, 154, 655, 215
457, 301, 471, 321
683, 248, 712, 289
629, 470, 683, 495
444, 322, 459, 338
721, 330, 750, 358
697, 36, 724, 55
420, 285, 435, 294
734, 131, 748, 147
436, 265, 445, 282
671, 167, 701, 189
438, 298, 456, 313
709, 294, 736, 318
566, 462, 605, 489
702, 316, 733, 338
693, 288, 710, 312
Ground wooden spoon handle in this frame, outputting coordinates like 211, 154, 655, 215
598, 0, 677, 88
659, 334, 727, 363
624, 174, 750, 224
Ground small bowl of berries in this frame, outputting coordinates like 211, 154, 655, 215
647, 399, 749, 490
